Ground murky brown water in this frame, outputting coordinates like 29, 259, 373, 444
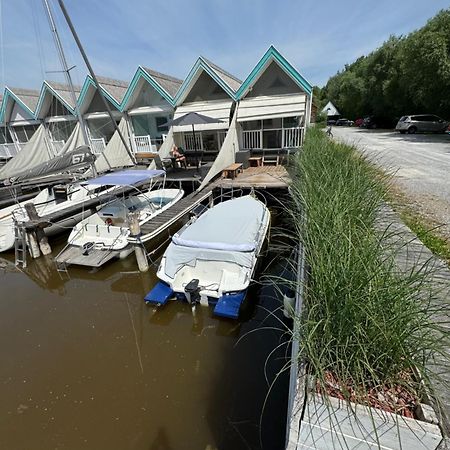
0, 237, 289, 450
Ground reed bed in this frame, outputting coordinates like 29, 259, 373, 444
286, 127, 449, 414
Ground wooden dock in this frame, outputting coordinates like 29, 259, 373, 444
216, 165, 290, 189
127, 186, 214, 244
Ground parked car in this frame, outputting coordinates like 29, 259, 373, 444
354, 118, 364, 127
336, 118, 354, 126
395, 115, 449, 134
327, 119, 337, 126
362, 115, 396, 129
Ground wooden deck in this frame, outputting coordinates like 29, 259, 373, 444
128, 186, 214, 244
217, 165, 290, 189
56, 245, 120, 268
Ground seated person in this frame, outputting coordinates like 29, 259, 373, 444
170, 145, 187, 168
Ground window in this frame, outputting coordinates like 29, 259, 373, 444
241, 120, 262, 131
14, 125, 38, 143
49, 121, 76, 142
0, 127, 13, 144
283, 116, 300, 128
156, 116, 169, 133
263, 118, 282, 130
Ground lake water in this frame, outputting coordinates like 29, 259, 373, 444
0, 239, 290, 450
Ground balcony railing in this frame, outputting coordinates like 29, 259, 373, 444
283, 127, 304, 148
133, 135, 153, 153
0, 143, 19, 159
90, 138, 106, 155
242, 127, 304, 150
183, 133, 203, 151
242, 130, 261, 150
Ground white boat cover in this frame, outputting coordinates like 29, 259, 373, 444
94, 117, 134, 173
197, 106, 239, 191
164, 196, 268, 278
0, 124, 52, 180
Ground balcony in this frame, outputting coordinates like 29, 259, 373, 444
90, 138, 106, 155
242, 127, 304, 150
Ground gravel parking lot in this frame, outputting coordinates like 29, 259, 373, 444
332, 127, 450, 239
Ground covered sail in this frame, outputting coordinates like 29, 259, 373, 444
11, 146, 95, 183
94, 117, 134, 173
57, 122, 85, 155
0, 124, 53, 181
197, 106, 239, 190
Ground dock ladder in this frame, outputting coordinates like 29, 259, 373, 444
14, 220, 27, 269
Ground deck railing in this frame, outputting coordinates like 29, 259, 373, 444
90, 137, 106, 155
242, 130, 261, 149
133, 135, 153, 153
242, 127, 304, 150
283, 127, 304, 148
0, 143, 19, 159
183, 133, 203, 151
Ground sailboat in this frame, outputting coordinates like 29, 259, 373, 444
145, 195, 271, 319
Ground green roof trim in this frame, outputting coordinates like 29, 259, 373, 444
34, 81, 76, 118
121, 66, 175, 110
77, 76, 122, 111
0, 88, 36, 123
236, 45, 312, 99
173, 57, 237, 105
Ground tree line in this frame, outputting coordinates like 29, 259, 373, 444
315, 9, 450, 123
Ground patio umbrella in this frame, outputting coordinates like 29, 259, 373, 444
162, 112, 223, 167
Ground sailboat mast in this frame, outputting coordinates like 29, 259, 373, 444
42, 0, 89, 148
56, 0, 136, 165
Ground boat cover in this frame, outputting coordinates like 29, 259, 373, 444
164, 196, 268, 278
11, 146, 95, 183
83, 169, 165, 186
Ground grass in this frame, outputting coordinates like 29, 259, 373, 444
285, 127, 450, 414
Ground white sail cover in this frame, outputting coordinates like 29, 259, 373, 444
94, 117, 134, 173
163, 196, 268, 278
0, 124, 53, 180
157, 127, 174, 160
198, 106, 239, 191
57, 122, 85, 156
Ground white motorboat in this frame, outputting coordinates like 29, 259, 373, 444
0, 181, 121, 252
145, 195, 271, 319
56, 170, 184, 268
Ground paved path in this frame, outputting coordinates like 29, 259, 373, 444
333, 127, 450, 239
377, 204, 450, 440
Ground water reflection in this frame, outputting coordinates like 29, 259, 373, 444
0, 243, 289, 449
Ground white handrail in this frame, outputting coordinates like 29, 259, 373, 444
134, 135, 153, 153
90, 137, 106, 155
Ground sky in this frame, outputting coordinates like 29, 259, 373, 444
0, 0, 448, 93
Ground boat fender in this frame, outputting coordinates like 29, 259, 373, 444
283, 288, 295, 318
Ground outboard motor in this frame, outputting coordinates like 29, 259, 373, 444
185, 279, 200, 307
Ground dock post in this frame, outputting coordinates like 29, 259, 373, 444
24, 226, 40, 259
24, 203, 52, 256
128, 212, 149, 272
